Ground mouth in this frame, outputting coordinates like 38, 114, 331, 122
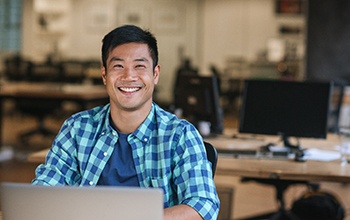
118, 87, 141, 93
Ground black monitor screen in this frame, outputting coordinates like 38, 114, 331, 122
174, 75, 223, 134
239, 79, 332, 140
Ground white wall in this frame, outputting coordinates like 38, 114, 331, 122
21, 0, 200, 103
200, 0, 305, 75
20, 0, 305, 103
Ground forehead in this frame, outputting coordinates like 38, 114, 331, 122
108, 43, 151, 59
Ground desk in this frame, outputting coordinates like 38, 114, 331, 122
0, 82, 107, 103
217, 157, 350, 183
27, 148, 50, 163
205, 133, 350, 219
0, 82, 108, 146
205, 134, 350, 183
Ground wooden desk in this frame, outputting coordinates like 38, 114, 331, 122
0, 82, 107, 103
205, 133, 350, 183
0, 82, 108, 146
217, 157, 350, 183
27, 148, 50, 163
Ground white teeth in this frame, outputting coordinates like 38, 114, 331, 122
119, 87, 139, 92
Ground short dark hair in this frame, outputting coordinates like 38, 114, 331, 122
101, 25, 158, 69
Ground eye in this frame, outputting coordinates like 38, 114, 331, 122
135, 64, 146, 69
113, 64, 123, 69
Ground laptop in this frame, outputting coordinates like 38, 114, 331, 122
0, 182, 163, 220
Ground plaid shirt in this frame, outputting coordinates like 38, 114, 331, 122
33, 103, 220, 219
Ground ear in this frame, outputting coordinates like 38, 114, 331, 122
101, 66, 107, 85
153, 64, 160, 85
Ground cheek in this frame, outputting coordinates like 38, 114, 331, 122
105, 72, 119, 81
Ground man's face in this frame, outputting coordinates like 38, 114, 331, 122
102, 42, 160, 112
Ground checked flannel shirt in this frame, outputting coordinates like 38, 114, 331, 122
32, 103, 220, 219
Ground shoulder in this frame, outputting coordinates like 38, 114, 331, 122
153, 103, 196, 131
152, 103, 202, 146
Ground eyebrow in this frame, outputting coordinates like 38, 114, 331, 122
135, 57, 149, 62
109, 57, 150, 63
110, 57, 123, 62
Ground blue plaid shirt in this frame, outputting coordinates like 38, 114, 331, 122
33, 103, 220, 219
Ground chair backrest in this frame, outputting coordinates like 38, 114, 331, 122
30, 63, 61, 82
204, 141, 218, 177
60, 60, 85, 83
4, 55, 32, 81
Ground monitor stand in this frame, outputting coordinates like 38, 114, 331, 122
281, 134, 305, 161
259, 134, 305, 161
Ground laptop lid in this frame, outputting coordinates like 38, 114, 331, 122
0, 182, 163, 220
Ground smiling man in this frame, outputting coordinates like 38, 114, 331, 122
32, 25, 220, 220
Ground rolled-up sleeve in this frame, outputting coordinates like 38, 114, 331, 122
32, 118, 81, 186
172, 125, 220, 219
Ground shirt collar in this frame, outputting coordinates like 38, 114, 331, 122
98, 104, 115, 137
102, 103, 156, 143
132, 103, 156, 144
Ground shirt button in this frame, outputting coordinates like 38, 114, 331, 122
101, 132, 105, 135
89, 181, 93, 185
112, 131, 116, 136
103, 152, 108, 156
144, 138, 148, 142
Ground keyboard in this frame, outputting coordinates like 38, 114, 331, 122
217, 148, 292, 160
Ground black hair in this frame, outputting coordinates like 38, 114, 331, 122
101, 25, 158, 69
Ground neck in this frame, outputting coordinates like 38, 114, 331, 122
110, 103, 152, 134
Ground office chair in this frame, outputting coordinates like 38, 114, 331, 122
29, 62, 61, 82
3, 54, 32, 81
204, 141, 218, 177
60, 60, 85, 83
173, 58, 198, 106
204, 141, 235, 220
84, 60, 103, 85
15, 95, 62, 143
240, 177, 319, 219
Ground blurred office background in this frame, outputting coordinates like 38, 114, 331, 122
1, 0, 350, 219
2, 0, 350, 128
0, 0, 308, 103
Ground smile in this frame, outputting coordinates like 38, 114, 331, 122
118, 87, 141, 93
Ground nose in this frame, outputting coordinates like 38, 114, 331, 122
121, 67, 137, 80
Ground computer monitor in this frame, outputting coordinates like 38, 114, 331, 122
239, 79, 332, 150
174, 75, 223, 135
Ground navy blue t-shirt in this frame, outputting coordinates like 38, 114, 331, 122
97, 132, 139, 186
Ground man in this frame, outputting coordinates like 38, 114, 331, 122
33, 25, 220, 219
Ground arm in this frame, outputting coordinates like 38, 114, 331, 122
164, 204, 202, 220
169, 123, 220, 220
32, 106, 116, 186
32, 118, 81, 185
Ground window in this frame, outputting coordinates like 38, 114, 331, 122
0, 0, 23, 52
